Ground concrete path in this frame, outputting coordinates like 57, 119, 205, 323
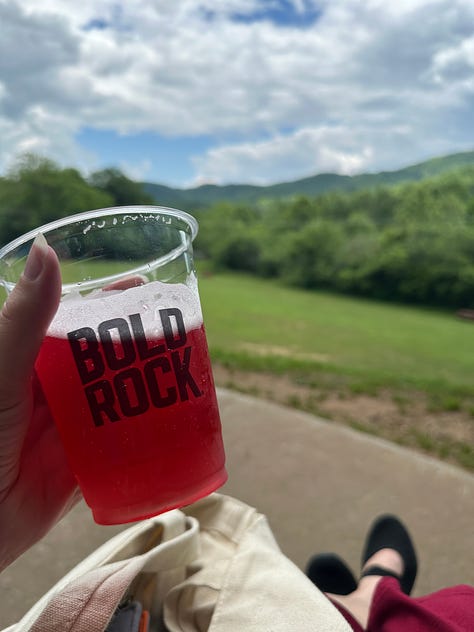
2, 388, 473, 628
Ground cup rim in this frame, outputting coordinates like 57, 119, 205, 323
0, 205, 199, 259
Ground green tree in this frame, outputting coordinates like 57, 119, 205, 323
0, 155, 113, 243
335, 214, 379, 294
89, 168, 154, 206
281, 220, 345, 289
195, 202, 260, 266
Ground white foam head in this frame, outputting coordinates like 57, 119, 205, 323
49, 280, 203, 338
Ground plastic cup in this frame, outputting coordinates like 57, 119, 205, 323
0, 206, 227, 524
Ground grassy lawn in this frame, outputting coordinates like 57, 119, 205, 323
197, 271, 474, 471
198, 270, 474, 397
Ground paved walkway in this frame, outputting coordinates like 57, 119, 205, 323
2, 388, 473, 628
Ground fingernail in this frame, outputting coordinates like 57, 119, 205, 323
23, 233, 49, 281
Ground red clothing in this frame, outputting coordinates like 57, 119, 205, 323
335, 577, 474, 631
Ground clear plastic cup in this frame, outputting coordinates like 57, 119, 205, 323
0, 206, 227, 524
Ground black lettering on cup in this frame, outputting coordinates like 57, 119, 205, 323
85, 380, 120, 426
144, 357, 178, 408
69, 306, 203, 428
113, 367, 149, 417
68, 327, 105, 385
98, 318, 136, 370
160, 308, 187, 349
171, 347, 202, 401
129, 313, 166, 360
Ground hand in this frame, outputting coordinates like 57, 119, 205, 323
0, 234, 79, 571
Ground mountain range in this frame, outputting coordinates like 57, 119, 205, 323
142, 150, 474, 210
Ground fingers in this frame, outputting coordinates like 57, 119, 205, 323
0, 234, 61, 407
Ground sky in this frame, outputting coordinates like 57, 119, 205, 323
1, 0, 474, 188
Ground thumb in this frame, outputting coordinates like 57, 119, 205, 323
0, 234, 61, 407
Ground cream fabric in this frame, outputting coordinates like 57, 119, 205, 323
7, 494, 351, 632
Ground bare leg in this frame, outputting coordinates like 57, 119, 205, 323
326, 548, 403, 629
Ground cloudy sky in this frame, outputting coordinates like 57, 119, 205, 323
1, 0, 473, 187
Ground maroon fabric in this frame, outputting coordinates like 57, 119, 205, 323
333, 577, 474, 632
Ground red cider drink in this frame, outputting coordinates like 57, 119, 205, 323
35, 279, 226, 524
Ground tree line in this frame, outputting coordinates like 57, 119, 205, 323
1, 154, 474, 309
195, 166, 474, 309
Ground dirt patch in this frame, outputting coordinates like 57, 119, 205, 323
213, 364, 474, 470
322, 391, 474, 445
239, 342, 329, 364
323, 392, 399, 424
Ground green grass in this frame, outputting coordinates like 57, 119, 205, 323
197, 270, 474, 399
197, 271, 474, 470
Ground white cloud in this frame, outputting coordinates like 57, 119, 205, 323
189, 119, 467, 185
430, 35, 474, 86
190, 127, 375, 185
117, 158, 153, 181
0, 0, 473, 183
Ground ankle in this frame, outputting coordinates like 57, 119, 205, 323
363, 547, 404, 577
